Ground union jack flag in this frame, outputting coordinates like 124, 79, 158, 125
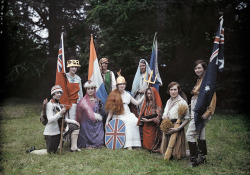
57, 33, 65, 73
194, 17, 224, 131
105, 119, 126, 150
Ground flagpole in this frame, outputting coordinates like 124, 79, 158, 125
61, 33, 66, 73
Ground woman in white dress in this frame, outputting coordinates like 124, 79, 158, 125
105, 74, 144, 150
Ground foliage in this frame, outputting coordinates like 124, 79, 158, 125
1, 0, 249, 112
0, 99, 249, 174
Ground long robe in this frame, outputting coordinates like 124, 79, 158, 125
160, 95, 189, 159
113, 91, 141, 148
137, 87, 162, 152
76, 95, 105, 148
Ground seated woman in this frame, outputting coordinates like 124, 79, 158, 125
29, 85, 80, 154
105, 74, 144, 150
160, 82, 190, 159
76, 81, 105, 149
137, 87, 162, 152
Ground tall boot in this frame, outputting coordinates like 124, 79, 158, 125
188, 142, 198, 167
197, 139, 207, 165
70, 129, 81, 152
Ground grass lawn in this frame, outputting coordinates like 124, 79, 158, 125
0, 98, 249, 175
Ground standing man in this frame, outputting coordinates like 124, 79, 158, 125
99, 58, 116, 95
131, 59, 151, 116
65, 59, 83, 152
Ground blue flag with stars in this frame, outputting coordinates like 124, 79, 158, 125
194, 17, 224, 131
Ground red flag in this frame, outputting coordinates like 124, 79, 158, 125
55, 33, 71, 109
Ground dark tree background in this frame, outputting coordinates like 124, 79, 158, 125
1, 0, 249, 114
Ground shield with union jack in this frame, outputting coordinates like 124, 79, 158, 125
105, 119, 126, 150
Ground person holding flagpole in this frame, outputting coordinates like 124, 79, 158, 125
54, 34, 82, 153
186, 60, 216, 166
27, 85, 80, 155
186, 16, 224, 167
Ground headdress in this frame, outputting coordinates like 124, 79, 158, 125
84, 80, 96, 89
131, 59, 151, 96
116, 69, 126, 84
99, 58, 109, 64
51, 85, 63, 95
67, 60, 81, 67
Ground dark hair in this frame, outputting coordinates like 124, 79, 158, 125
167, 82, 181, 94
194, 60, 207, 70
139, 60, 146, 65
167, 82, 188, 103
145, 87, 153, 101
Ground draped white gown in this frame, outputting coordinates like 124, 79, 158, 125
113, 91, 141, 148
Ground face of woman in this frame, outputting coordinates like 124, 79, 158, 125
69, 66, 77, 74
117, 83, 126, 92
169, 85, 179, 98
194, 63, 205, 77
146, 90, 153, 100
86, 87, 95, 96
53, 91, 62, 101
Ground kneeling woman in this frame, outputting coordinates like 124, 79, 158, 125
76, 81, 105, 149
160, 82, 190, 159
105, 74, 144, 150
43, 85, 80, 154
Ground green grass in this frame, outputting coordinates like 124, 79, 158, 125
0, 98, 249, 175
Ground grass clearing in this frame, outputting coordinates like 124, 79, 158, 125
0, 98, 249, 175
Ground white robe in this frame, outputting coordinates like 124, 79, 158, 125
113, 91, 141, 148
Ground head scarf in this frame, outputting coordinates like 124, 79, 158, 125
137, 87, 162, 125
131, 59, 151, 96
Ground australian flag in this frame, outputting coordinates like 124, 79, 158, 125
194, 17, 224, 131
150, 32, 162, 92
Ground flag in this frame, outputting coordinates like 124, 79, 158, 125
55, 33, 70, 109
149, 32, 162, 92
88, 35, 108, 104
105, 119, 126, 150
194, 17, 224, 131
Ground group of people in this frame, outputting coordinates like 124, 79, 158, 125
30, 58, 216, 167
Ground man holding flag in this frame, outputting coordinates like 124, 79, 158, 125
186, 17, 224, 167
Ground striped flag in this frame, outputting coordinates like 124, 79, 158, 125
88, 35, 108, 104
55, 33, 70, 109
149, 33, 162, 92
194, 17, 224, 130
